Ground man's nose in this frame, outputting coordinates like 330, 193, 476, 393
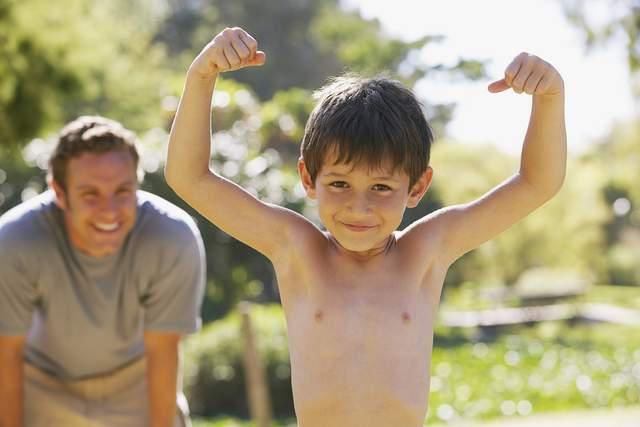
99, 197, 120, 215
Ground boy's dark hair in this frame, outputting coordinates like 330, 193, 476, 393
49, 115, 139, 190
301, 75, 433, 188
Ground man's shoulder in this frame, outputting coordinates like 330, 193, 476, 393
134, 191, 202, 246
0, 191, 57, 247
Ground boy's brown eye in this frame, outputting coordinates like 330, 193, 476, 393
329, 181, 348, 188
372, 184, 392, 191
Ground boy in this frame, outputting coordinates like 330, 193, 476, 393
165, 27, 565, 427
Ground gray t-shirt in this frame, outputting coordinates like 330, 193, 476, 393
0, 190, 205, 380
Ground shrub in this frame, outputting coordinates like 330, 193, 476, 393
183, 304, 294, 418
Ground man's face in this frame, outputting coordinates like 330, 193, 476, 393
299, 151, 432, 254
51, 150, 138, 257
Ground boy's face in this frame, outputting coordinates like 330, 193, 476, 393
50, 150, 139, 257
299, 151, 432, 254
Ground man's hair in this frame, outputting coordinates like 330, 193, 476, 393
49, 115, 139, 190
301, 75, 433, 188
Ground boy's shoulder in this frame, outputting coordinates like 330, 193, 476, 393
397, 207, 449, 245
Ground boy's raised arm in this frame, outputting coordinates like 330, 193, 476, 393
425, 52, 567, 264
165, 27, 308, 259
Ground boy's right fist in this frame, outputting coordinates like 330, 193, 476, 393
189, 27, 266, 79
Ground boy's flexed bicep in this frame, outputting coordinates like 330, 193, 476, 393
165, 27, 311, 258
175, 172, 311, 259
429, 174, 553, 264
413, 52, 566, 266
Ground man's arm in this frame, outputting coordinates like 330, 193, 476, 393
165, 27, 313, 261
412, 52, 566, 265
0, 336, 25, 427
144, 332, 181, 427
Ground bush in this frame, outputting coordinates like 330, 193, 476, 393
183, 304, 294, 419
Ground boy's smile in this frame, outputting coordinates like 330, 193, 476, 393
299, 152, 432, 256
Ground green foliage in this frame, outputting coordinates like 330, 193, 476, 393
193, 418, 296, 427
0, 0, 170, 146
582, 120, 640, 285
0, 0, 83, 145
562, 0, 640, 95
0, 148, 46, 212
259, 88, 315, 161
579, 285, 640, 310
428, 321, 640, 423
311, 6, 426, 80
153, 0, 468, 102
431, 141, 611, 287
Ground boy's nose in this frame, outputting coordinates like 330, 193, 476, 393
346, 193, 371, 213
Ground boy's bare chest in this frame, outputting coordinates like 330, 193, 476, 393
279, 248, 442, 343
281, 260, 439, 422
287, 270, 435, 356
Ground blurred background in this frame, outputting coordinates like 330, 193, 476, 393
1, 0, 639, 425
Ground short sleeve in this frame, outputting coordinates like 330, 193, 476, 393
141, 227, 206, 334
0, 229, 38, 335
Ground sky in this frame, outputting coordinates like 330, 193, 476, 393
343, 0, 636, 155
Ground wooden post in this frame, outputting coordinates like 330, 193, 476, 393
239, 302, 272, 427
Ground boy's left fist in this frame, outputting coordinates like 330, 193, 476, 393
488, 52, 563, 97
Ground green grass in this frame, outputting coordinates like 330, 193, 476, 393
578, 285, 640, 310
426, 321, 640, 424
193, 418, 296, 427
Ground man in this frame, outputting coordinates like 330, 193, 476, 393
0, 116, 206, 427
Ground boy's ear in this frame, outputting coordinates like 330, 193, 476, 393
407, 167, 433, 208
297, 158, 317, 199
47, 175, 69, 211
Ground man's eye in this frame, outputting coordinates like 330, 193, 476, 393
329, 181, 348, 188
372, 184, 392, 191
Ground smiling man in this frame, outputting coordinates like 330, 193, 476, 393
0, 116, 206, 427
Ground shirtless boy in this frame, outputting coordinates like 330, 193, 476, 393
165, 27, 566, 427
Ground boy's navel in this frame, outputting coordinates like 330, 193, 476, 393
402, 312, 411, 324
314, 310, 324, 322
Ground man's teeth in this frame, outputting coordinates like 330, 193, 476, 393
94, 222, 119, 231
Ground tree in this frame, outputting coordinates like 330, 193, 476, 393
430, 141, 610, 288
0, 0, 169, 147
562, 0, 640, 95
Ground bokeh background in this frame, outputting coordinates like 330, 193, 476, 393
1, 0, 639, 425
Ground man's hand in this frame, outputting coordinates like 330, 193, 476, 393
488, 52, 563, 97
189, 27, 266, 79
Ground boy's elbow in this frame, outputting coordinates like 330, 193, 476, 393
520, 170, 565, 204
539, 172, 565, 202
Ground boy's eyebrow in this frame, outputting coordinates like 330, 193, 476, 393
322, 172, 400, 181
